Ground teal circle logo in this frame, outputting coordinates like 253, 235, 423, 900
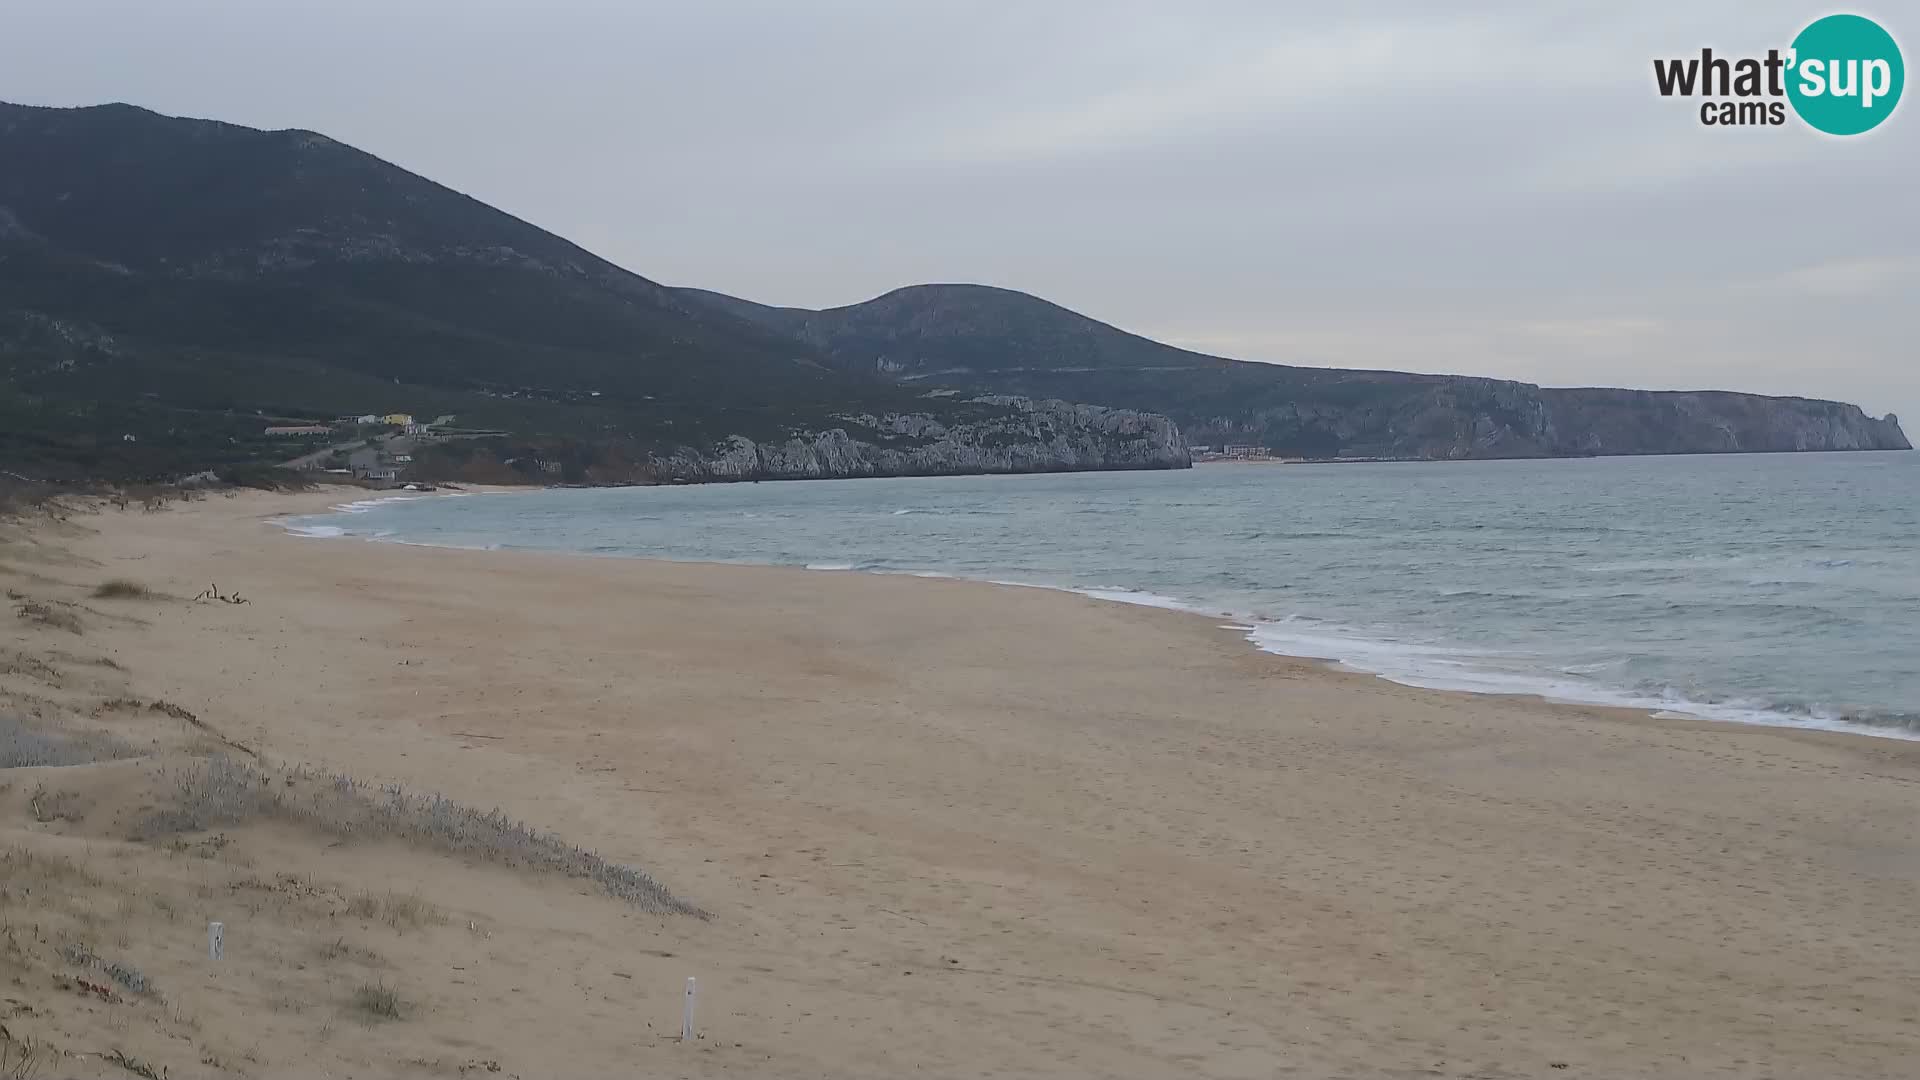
1787, 14, 1904, 135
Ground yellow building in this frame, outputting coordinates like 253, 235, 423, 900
381, 413, 414, 426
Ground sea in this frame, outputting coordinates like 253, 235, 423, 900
283, 451, 1920, 739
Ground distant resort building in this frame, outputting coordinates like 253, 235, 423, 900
1222, 444, 1271, 459
338, 413, 432, 429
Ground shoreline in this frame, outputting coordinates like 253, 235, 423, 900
9, 483, 1920, 1075
278, 483, 1920, 746
83, 483, 1920, 767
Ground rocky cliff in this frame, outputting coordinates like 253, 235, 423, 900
408, 397, 1189, 484
1192, 376, 1910, 459
646, 397, 1189, 481
1538, 389, 1907, 456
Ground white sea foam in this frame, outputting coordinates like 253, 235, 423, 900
1007, 579, 1920, 742
275, 488, 489, 538
1235, 622, 1920, 741
378, 536, 501, 552
277, 521, 346, 538
328, 494, 432, 513
1072, 586, 1219, 613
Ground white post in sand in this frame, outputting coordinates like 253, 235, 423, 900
681, 976, 697, 1042
208, 921, 224, 962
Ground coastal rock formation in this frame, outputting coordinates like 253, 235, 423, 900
1536, 390, 1907, 457
1199, 377, 1911, 459
646, 398, 1189, 481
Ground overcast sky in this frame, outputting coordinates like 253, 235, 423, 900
5, 1, 1914, 424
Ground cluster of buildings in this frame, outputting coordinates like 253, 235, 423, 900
1188, 444, 1277, 461
265, 412, 463, 487
338, 413, 429, 435
265, 413, 447, 438
345, 446, 412, 485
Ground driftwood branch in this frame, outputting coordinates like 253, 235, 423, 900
192, 583, 250, 605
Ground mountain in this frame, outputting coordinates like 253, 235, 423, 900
0, 103, 1187, 481
676, 284, 1911, 459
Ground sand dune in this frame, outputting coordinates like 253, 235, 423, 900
4, 487, 1919, 1078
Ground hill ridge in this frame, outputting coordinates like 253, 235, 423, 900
673, 282, 1910, 458
0, 101, 1188, 481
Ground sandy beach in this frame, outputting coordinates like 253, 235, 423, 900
5, 485, 1920, 1078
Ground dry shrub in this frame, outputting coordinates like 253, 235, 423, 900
61, 942, 152, 996
92, 579, 156, 600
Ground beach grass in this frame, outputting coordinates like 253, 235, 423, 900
351, 981, 406, 1021
0, 715, 141, 769
346, 890, 446, 930
11, 597, 82, 634
143, 754, 703, 916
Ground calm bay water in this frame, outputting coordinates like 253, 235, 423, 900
288, 451, 1920, 737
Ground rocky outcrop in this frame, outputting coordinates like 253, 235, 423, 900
1537, 390, 1908, 456
645, 397, 1190, 481
1205, 379, 1912, 459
